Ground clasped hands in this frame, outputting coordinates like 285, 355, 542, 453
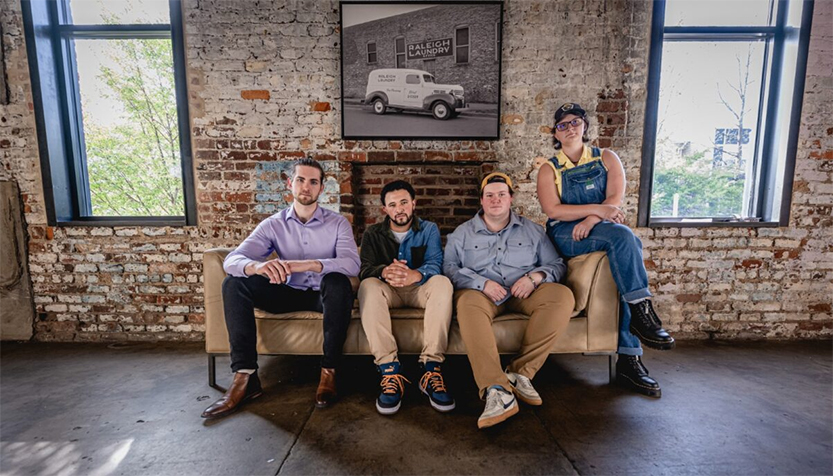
572, 205, 626, 242
248, 259, 320, 284
483, 271, 542, 302
381, 259, 422, 288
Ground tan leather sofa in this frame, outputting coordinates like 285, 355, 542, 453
204, 248, 620, 388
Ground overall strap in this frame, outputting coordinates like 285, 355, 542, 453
591, 147, 602, 158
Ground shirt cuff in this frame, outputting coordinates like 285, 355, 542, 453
228, 258, 256, 278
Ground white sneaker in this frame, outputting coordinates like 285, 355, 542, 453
477, 386, 518, 429
505, 371, 542, 406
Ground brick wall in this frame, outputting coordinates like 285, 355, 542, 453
1, 0, 830, 342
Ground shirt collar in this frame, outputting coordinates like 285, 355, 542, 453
474, 210, 521, 234
285, 204, 324, 224
555, 145, 593, 169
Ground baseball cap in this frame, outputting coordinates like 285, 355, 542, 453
554, 102, 587, 124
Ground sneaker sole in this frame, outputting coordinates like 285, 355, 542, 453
477, 401, 519, 429
629, 326, 676, 350
376, 400, 401, 415
511, 388, 542, 406
420, 387, 456, 412
616, 374, 662, 398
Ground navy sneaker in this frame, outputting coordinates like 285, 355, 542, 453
376, 361, 410, 415
419, 362, 456, 413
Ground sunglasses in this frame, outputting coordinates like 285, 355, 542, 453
554, 118, 584, 132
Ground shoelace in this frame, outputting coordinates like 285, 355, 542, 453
380, 374, 410, 395
636, 301, 660, 330
629, 356, 650, 376
484, 388, 507, 412
645, 300, 664, 328
419, 371, 447, 394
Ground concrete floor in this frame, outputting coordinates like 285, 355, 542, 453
0, 341, 831, 476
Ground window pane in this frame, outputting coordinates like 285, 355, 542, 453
456, 27, 469, 46
665, 0, 772, 27
651, 41, 765, 218
74, 38, 183, 216
395, 37, 405, 53
368, 52, 376, 63
367, 43, 376, 53
67, 0, 170, 24
456, 46, 469, 63
396, 55, 405, 68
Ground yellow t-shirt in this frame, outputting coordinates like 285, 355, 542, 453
545, 146, 607, 198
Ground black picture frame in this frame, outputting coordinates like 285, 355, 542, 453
340, 1, 503, 141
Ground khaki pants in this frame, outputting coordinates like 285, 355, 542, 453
358, 275, 454, 365
455, 283, 575, 398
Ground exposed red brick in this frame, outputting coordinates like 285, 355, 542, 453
310, 101, 331, 112
241, 90, 270, 100
741, 259, 763, 269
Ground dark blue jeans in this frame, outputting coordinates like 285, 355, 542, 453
547, 220, 649, 356
222, 273, 354, 371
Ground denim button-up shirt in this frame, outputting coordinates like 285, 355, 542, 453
443, 211, 567, 305
223, 205, 360, 291
359, 217, 442, 285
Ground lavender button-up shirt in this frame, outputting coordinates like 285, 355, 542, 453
223, 205, 360, 291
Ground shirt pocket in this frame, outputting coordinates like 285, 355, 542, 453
504, 240, 536, 269
462, 238, 493, 271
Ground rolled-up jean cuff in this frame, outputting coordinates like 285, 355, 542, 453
618, 346, 643, 356
622, 288, 652, 303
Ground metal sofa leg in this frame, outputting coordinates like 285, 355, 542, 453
208, 354, 226, 391
609, 354, 617, 384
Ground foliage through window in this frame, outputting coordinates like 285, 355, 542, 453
640, 0, 814, 225
22, 0, 194, 224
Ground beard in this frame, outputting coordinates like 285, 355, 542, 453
295, 194, 317, 206
392, 212, 413, 227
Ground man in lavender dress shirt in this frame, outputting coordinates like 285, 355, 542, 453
202, 158, 360, 419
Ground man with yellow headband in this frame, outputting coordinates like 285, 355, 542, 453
443, 172, 575, 429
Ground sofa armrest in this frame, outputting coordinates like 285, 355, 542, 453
204, 248, 233, 353
564, 251, 619, 352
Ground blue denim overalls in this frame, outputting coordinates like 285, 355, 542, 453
545, 147, 649, 356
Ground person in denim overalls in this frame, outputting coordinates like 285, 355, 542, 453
537, 103, 675, 398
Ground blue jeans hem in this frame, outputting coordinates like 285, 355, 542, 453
617, 346, 643, 356
622, 288, 652, 303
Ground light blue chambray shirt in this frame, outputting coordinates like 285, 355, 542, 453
443, 211, 567, 305
223, 205, 360, 290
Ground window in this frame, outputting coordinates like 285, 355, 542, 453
21, 0, 195, 225
405, 74, 420, 85
395, 37, 405, 68
367, 41, 376, 64
455, 26, 469, 64
638, 0, 814, 227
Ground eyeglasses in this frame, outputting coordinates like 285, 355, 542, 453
554, 118, 584, 132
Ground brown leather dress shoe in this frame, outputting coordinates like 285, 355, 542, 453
201, 371, 263, 419
315, 367, 337, 408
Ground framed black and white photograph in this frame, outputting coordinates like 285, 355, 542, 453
340, 1, 503, 140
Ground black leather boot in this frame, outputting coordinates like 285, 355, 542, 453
616, 355, 661, 398
628, 299, 675, 350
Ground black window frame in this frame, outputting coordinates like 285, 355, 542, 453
638, 0, 815, 228
455, 25, 470, 64
394, 36, 405, 68
21, 0, 196, 227
366, 40, 376, 64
